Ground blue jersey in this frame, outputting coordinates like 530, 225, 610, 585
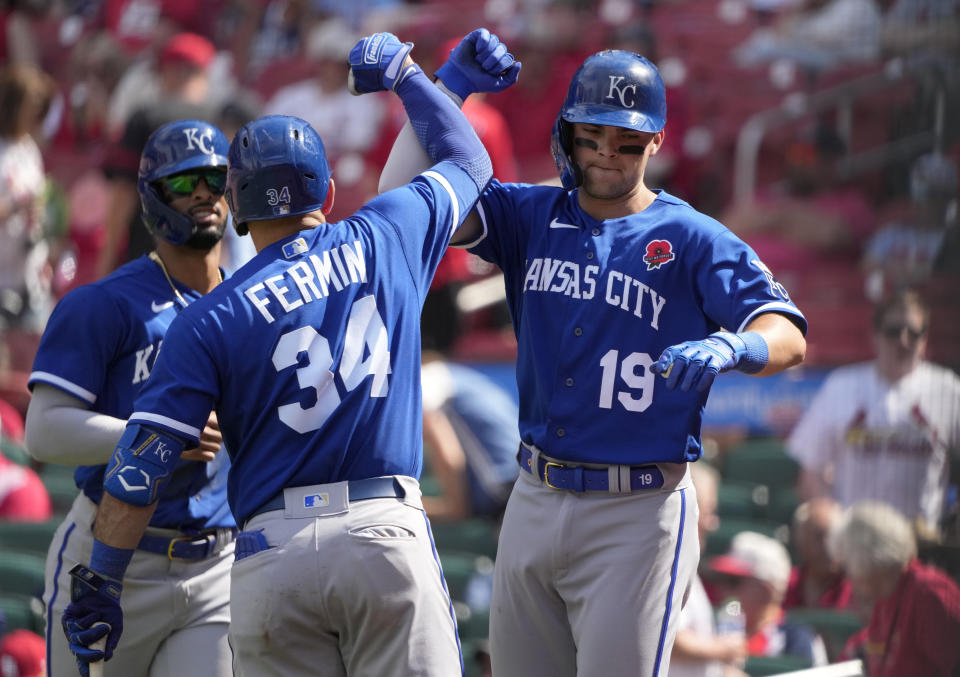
467, 184, 807, 465
127, 162, 476, 525
421, 361, 520, 517
28, 256, 234, 530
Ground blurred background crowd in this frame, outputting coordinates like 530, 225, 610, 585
0, 0, 957, 675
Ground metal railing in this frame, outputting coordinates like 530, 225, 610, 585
733, 58, 946, 203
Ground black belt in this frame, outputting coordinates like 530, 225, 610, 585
519, 446, 664, 492
248, 477, 406, 522
137, 527, 238, 561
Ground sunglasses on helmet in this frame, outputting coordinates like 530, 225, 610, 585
157, 168, 227, 197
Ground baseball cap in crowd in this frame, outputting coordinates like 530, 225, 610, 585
159, 32, 215, 70
0, 629, 46, 677
709, 531, 792, 596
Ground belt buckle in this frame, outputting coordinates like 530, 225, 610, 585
166, 534, 210, 560
543, 461, 566, 490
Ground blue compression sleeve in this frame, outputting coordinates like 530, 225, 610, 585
394, 66, 492, 192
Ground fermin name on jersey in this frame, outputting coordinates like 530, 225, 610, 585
245, 241, 367, 324
523, 257, 666, 330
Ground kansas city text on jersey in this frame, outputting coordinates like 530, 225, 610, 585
244, 240, 367, 323
523, 256, 667, 330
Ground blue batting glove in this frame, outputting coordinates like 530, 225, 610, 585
651, 331, 768, 392
62, 564, 124, 676
347, 32, 416, 95
434, 28, 522, 101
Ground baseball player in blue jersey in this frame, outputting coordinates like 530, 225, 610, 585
56, 31, 500, 677
23, 119, 236, 677
381, 33, 807, 677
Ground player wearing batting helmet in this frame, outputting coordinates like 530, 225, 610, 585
56, 30, 498, 677
381, 39, 807, 676
25, 119, 236, 677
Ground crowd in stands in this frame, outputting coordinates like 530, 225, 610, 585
1, 0, 958, 675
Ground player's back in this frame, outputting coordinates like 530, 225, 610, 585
136, 198, 444, 523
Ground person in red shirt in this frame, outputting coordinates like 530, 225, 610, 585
833, 500, 960, 676
0, 449, 52, 521
784, 497, 853, 610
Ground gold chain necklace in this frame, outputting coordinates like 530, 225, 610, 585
149, 250, 222, 309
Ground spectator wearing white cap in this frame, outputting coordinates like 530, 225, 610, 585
709, 532, 828, 666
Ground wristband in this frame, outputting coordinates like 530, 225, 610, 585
89, 538, 134, 582
734, 331, 769, 374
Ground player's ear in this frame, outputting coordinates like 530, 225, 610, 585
648, 130, 665, 156
322, 179, 336, 215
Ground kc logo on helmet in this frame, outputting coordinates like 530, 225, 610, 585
182, 128, 215, 155
606, 75, 638, 108
643, 239, 675, 270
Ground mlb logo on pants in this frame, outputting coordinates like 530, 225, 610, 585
304, 493, 330, 508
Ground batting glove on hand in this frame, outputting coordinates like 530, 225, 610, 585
347, 32, 415, 95
435, 28, 521, 102
62, 564, 124, 676
651, 331, 766, 392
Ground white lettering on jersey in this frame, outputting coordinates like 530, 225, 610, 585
244, 241, 369, 324
133, 344, 156, 384
522, 259, 664, 329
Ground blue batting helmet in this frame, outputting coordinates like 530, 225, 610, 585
138, 119, 229, 245
226, 115, 331, 235
550, 50, 667, 189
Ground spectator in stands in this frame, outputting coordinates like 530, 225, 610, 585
784, 497, 853, 610
0, 64, 56, 332
95, 32, 220, 277
863, 151, 959, 302
709, 532, 829, 666
880, 0, 960, 69
832, 501, 960, 675
721, 122, 877, 277
787, 290, 960, 541
0, 447, 52, 522
733, 0, 883, 72
0, 629, 46, 677
264, 19, 385, 205
670, 461, 749, 677
419, 287, 520, 523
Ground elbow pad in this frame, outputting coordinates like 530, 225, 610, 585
103, 424, 186, 507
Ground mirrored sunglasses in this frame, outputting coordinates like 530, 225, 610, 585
158, 169, 227, 197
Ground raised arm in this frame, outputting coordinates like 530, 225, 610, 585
374, 29, 520, 242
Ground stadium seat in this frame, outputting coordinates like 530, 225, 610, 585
705, 517, 787, 558
0, 592, 44, 634
744, 654, 812, 676
438, 551, 493, 604
0, 519, 60, 556
785, 607, 863, 662
723, 437, 799, 489
716, 480, 769, 520
457, 607, 490, 641
0, 551, 47, 597
0, 440, 31, 466
431, 518, 499, 559
39, 464, 79, 514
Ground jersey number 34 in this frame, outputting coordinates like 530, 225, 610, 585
271, 295, 391, 433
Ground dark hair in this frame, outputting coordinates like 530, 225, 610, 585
872, 289, 929, 332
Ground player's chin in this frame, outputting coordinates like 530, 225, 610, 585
183, 221, 227, 251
